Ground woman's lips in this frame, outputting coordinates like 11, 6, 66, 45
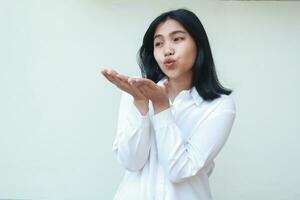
164, 61, 175, 69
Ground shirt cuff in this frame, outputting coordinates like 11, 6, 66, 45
127, 101, 150, 129
151, 107, 175, 131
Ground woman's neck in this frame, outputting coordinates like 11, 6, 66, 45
167, 75, 192, 102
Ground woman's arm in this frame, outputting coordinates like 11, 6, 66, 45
151, 96, 236, 183
100, 69, 152, 171
112, 91, 151, 172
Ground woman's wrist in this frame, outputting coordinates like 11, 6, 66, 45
152, 100, 170, 114
133, 99, 149, 116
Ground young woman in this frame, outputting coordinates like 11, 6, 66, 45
101, 8, 236, 200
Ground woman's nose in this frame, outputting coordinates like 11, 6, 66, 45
164, 44, 174, 56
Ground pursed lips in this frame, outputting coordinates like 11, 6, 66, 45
163, 59, 176, 69
163, 58, 175, 64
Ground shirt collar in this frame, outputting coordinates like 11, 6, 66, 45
157, 76, 204, 106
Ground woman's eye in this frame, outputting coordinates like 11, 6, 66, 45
155, 42, 162, 47
174, 37, 184, 41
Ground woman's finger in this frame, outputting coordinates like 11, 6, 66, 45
103, 71, 132, 92
136, 85, 149, 98
127, 80, 147, 99
134, 79, 158, 93
131, 78, 146, 88
102, 70, 149, 99
102, 71, 119, 85
107, 70, 132, 88
116, 73, 130, 82
134, 78, 157, 91
133, 81, 154, 98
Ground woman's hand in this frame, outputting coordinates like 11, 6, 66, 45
101, 68, 170, 114
101, 68, 149, 115
130, 78, 170, 114
101, 69, 147, 101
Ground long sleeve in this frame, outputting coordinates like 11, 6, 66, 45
112, 91, 151, 172
151, 96, 236, 183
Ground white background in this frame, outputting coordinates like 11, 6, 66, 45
0, 0, 299, 199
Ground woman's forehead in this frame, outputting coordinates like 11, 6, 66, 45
154, 19, 186, 37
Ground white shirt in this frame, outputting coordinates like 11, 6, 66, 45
112, 76, 236, 200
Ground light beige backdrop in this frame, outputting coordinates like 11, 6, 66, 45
0, 0, 299, 199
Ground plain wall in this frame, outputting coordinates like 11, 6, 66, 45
0, 0, 299, 199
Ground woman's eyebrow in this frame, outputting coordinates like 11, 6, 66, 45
154, 30, 186, 40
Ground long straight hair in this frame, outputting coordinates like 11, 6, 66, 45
137, 8, 232, 101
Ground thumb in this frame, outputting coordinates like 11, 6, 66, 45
164, 78, 169, 85
163, 78, 169, 90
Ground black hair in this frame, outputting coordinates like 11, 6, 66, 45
137, 8, 232, 101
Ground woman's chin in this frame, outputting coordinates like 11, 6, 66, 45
166, 69, 179, 76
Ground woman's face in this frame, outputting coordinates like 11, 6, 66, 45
153, 18, 197, 81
